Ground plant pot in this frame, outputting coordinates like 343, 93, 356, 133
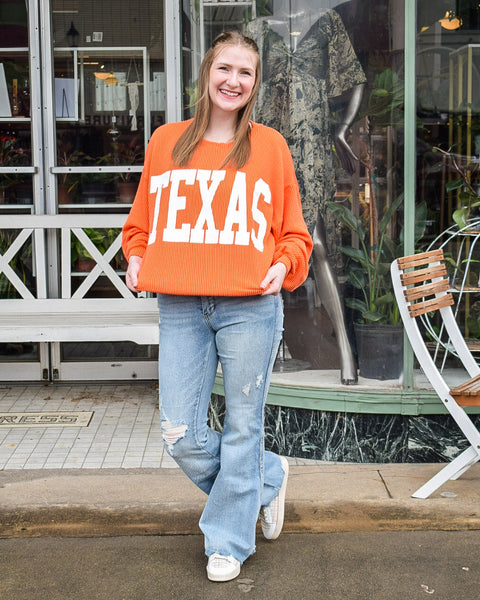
81, 182, 115, 204
58, 183, 70, 205
75, 257, 95, 272
13, 182, 33, 205
117, 181, 138, 204
354, 323, 404, 380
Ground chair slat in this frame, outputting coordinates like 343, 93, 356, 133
407, 293, 454, 317
400, 264, 447, 286
397, 249, 444, 270
451, 373, 480, 406
404, 279, 450, 302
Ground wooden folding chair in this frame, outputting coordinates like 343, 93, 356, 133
391, 249, 480, 498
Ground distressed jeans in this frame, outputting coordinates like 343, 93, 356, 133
157, 293, 285, 563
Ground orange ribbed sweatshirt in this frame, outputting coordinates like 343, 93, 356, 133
122, 120, 312, 296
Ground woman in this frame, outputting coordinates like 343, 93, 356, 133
122, 30, 312, 583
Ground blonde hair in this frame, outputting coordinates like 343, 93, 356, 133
172, 30, 261, 169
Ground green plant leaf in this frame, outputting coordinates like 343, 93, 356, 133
345, 297, 367, 314
362, 310, 385, 323
327, 201, 365, 239
452, 207, 468, 229
414, 201, 428, 243
378, 193, 404, 234
376, 292, 395, 307
467, 315, 480, 338
340, 245, 368, 265
446, 178, 465, 192
345, 262, 367, 290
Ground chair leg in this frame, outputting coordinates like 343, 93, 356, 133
412, 445, 480, 499
450, 458, 477, 481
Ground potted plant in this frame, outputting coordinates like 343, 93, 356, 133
0, 173, 18, 203
0, 134, 29, 203
0, 229, 33, 298
110, 134, 144, 203
327, 195, 427, 379
0, 228, 34, 355
325, 65, 416, 379
80, 162, 117, 204
57, 138, 86, 204
71, 227, 122, 272
71, 228, 110, 272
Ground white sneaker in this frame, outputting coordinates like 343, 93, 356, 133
206, 553, 241, 582
259, 455, 289, 540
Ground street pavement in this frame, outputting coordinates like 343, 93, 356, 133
1, 384, 480, 598
1, 531, 479, 600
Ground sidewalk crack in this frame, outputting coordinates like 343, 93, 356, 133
378, 469, 393, 498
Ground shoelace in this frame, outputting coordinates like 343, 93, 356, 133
260, 506, 273, 525
210, 554, 236, 569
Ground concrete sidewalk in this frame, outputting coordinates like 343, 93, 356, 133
1, 462, 479, 539
1, 384, 480, 539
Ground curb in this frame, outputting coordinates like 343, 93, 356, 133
2, 499, 480, 539
1, 465, 479, 539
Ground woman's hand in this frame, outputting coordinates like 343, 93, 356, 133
126, 255, 143, 292
260, 262, 287, 296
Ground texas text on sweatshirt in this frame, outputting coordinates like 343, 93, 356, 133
122, 120, 313, 296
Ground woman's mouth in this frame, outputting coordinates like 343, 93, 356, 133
220, 89, 240, 98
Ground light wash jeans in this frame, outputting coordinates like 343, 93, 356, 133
157, 293, 285, 563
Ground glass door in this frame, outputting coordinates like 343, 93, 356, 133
0, 1, 46, 380
45, 0, 167, 380
0, 0, 175, 382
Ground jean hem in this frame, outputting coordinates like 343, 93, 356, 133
205, 546, 256, 564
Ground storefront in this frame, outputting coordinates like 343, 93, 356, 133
1, 0, 480, 460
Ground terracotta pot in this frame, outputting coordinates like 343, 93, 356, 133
75, 257, 95, 272
58, 183, 70, 204
118, 181, 138, 204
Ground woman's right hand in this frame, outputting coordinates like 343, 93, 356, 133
126, 255, 143, 292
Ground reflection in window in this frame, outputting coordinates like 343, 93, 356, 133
180, 0, 407, 383
52, 1, 165, 207
417, 3, 480, 371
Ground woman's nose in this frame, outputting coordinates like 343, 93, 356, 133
226, 70, 239, 87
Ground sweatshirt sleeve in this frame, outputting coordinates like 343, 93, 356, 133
271, 144, 313, 291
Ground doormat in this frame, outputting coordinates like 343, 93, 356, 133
0, 412, 93, 428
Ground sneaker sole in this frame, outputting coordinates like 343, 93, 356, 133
207, 563, 241, 582
269, 455, 289, 540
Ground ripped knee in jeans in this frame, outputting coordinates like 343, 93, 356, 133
160, 416, 188, 453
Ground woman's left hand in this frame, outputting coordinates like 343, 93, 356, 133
260, 262, 287, 296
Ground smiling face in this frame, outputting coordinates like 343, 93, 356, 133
208, 44, 258, 119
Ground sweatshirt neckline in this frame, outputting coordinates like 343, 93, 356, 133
200, 121, 255, 147
199, 137, 233, 147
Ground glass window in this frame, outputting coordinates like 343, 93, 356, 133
181, 0, 406, 386
416, 3, 480, 380
50, 1, 164, 371
0, 1, 38, 365
52, 1, 164, 208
